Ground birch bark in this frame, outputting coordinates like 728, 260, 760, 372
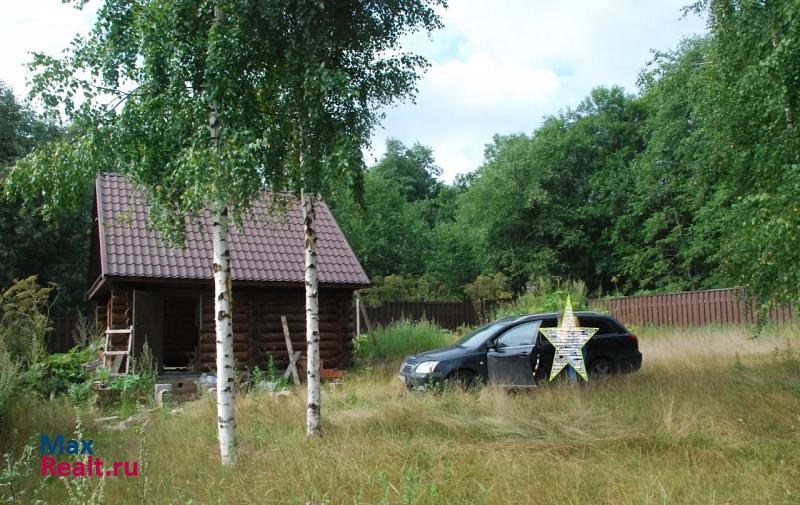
302, 189, 322, 437
212, 204, 237, 464
209, 1, 235, 464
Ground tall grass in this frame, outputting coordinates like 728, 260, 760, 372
354, 319, 453, 362
4, 324, 800, 504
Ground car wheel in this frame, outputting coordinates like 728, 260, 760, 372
447, 370, 478, 390
589, 358, 615, 377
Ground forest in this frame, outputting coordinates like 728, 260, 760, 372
1, 1, 798, 312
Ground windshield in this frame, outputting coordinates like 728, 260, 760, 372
454, 321, 506, 349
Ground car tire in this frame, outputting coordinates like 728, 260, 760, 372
588, 358, 615, 377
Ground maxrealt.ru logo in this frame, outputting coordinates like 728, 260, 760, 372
40, 435, 138, 477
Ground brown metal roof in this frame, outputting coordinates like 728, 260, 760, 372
94, 173, 369, 287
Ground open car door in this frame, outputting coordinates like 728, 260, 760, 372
487, 321, 542, 388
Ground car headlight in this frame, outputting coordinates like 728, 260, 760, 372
414, 361, 439, 374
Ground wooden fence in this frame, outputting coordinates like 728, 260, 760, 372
361, 300, 497, 331
589, 288, 796, 327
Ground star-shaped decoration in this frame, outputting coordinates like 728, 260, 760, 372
539, 296, 598, 381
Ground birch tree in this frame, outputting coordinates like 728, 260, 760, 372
4, 0, 288, 465
4, 0, 443, 452
264, 0, 444, 436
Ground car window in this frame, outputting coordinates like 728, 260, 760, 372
454, 321, 508, 348
577, 317, 618, 335
495, 321, 541, 348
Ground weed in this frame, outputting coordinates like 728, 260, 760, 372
355, 319, 452, 362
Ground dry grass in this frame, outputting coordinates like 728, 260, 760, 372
5, 324, 800, 504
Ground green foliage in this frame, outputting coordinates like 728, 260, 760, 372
262, 355, 291, 391
682, 0, 800, 307
0, 441, 47, 505
44, 345, 98, 397
372, 139, 443, 205
0, 80, 59, 165
333, 3, 800, 309
455, 87, 647, 295
354, 319, 451, 362
494, 278, 589, 319
463, 273, 512, 301
0, 276, 52, 367
0, 277, 52, 418
330, 138, 482, 296
359, 274, 456, 306
0, 82, 89, 313
332, 169, 434, 278
4, 0, 444, 244
0, 277, 99, 416
109, 342, 157, 406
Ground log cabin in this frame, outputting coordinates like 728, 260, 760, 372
87, 173, 369, 375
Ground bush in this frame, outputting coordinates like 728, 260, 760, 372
44, 345, 98, 396
494, 277, 590, 319
355, 319, 452, 361
108, 342, 157, 407
464, 272, 512, 301
0, 276, 52, 368
359, 274, 457, 306
0, 277, 55, 417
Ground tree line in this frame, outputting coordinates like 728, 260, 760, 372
331, 2, 800, 309
2, 2, 798, 312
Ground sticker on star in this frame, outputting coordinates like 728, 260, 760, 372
539, 296, 598, 381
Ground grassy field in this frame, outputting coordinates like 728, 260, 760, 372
4, 323, 800, 504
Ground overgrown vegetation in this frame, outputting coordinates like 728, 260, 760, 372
2, 323, 798, 504
0, 82, 90, 314
0, 277, 156, 434
494, 278, 589, 319
354, 320, 454, 362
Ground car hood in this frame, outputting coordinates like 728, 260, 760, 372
404, 346, 469, 363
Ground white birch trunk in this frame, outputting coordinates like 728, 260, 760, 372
302, 190, 322, 437
208, 1, 236, 464
212, 204, 237, 463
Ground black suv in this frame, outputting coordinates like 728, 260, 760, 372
399, 312, 641, 390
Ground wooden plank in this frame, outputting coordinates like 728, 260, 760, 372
281, 316, 300, 385
355, 292, 373, 337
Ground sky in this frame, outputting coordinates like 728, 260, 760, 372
1, 1, 707, 181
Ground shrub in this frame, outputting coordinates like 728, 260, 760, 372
109, 342, 157, 406
493, 277, 590, 319
0, 276, 52, 368
0, 277, 55, 416
44, 345, 98, 396
355, 319, 452, 361
464, 272, 512, 301
359, 274, 457, 306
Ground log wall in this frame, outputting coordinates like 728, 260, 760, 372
198, 287, 354, 371
106, 288, 132, 329
96, 284, 355, 372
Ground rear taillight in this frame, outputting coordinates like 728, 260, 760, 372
629, 334, 638, 348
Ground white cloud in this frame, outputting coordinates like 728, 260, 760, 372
1, 1, 99, 100
425, 54, 560, 108
372, 0, 708, 181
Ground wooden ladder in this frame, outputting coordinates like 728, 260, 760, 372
104, 327, 133, 377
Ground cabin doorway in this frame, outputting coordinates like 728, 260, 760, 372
162, 296, 199, 370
